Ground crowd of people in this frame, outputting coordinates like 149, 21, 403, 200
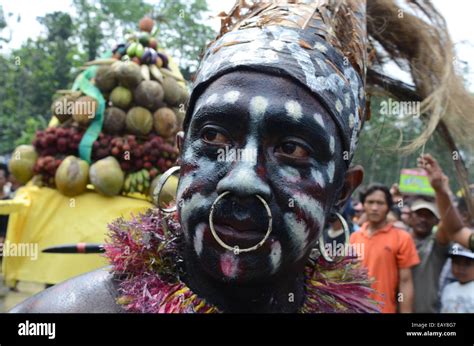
325, 154, 474, 313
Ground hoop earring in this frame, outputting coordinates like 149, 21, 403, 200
152, 166, 180, 213
318, 212, 351, 262
208, 191, 273, 255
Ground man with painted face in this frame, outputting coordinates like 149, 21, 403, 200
10, 0, 469, 313
11, 0, 377, 314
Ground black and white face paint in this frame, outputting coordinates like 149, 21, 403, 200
177, 71, 345, 283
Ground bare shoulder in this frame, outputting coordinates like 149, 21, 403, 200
10, 267, 125, 313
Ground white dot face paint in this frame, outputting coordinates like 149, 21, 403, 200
216, 137, 270, 196
193, 93, 219, 115
327, 161, 335, 184
284, 213, 309, 258
310, 169, 325, 188
329, 136, 335, 155
226, 167, 271, 197
206, 93, 218, 105
224, 90, 240, 104
180, 193, 212, 238
293, 192, 325, 228
220, 252, 239, 279
193, 223, 206, 256
182, 145, 195, 162
313, 113, 324, 127
285, 100, 303, 120
279, 166, 301, 183
250, 96, 269, 118
270, 241, 282, 274
177, 154, 215, 202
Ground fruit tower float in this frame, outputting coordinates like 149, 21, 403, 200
1, 16, 188, 287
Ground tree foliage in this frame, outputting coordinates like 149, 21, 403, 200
151, 0, 214, 79
0, 11, 81, 154
352, 97, 473, 193
0, 0, 213, 155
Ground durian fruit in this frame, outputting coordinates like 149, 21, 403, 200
115, 61, 143, 88
55, 156, 89, 197
110, 86, 133, 110
153, 107, 178, 138
73, 96, 98, 126
133, 80, 165, 111
89, 156, 124, 196
161, 76, 184, 107
103, 107, 127, 135
8, 145, 38, 184
126, 107, 153, 136
95, 65, 117, 92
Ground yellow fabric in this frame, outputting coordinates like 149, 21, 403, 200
0, 195, 30, 214
1, 185, 153, 286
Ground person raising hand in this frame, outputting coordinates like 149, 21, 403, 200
417, 154, 474, 251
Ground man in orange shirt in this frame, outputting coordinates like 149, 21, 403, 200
350, 184, 420, 313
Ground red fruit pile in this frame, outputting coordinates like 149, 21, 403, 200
33, 155, 62, 187
143, 135, 179, 175
92, 132, 114, 161
104, 134, 178, 175
33, 127, 84, 156
105, 135, 139, 172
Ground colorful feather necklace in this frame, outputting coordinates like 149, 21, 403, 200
104, 209, 379, 313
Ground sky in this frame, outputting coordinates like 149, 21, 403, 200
1, 0, 473, 88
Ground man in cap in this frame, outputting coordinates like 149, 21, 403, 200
416, 154, 474, 310
418, 154, 473, 253
409, 198, 451, 313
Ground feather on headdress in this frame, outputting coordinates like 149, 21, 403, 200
186, 0, 474, 213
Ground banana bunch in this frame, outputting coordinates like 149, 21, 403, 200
123, 169, 151, 195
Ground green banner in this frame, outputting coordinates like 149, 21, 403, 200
71, 66, 105, 164
399, 169, 435, 196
